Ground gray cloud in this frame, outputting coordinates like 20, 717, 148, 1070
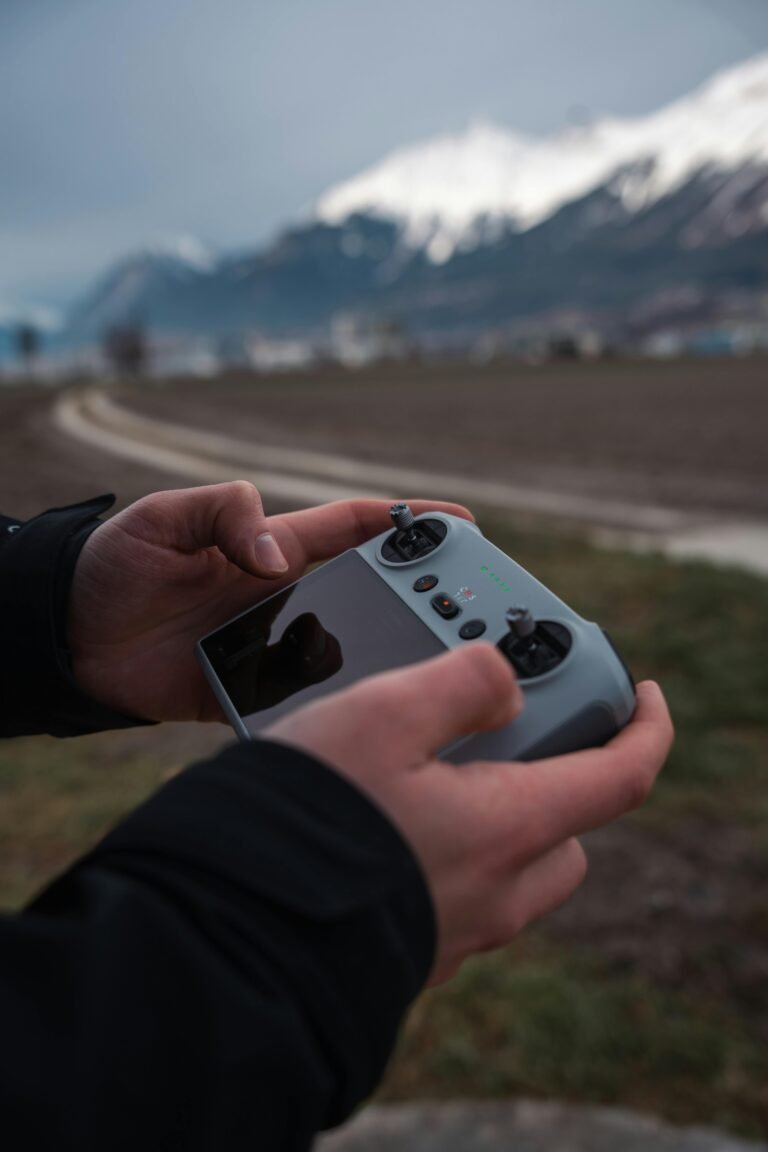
1, 0, 767, 309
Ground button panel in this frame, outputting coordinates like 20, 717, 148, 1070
431, 593, 461, 620
413, 574, 439, 593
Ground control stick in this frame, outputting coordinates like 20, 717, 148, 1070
505, 606, 536, 643
390, 503, 416, 536
500, 605, 572, 680
383, 503, 447, 563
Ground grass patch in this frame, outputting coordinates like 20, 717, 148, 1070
0, 725, 225, 910
384, 942, 766, 1137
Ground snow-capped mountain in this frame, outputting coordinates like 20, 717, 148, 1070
56, 53, 768, 354
317, 53, 768, 262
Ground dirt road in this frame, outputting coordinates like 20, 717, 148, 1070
54, 363, 768, 574
120, 358, 768, 517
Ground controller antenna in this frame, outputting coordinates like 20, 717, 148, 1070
390, 503, 416, 535
505, 606, 536, 643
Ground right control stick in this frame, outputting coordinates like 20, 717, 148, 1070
500, 605, 572, 679
505, 606, 536, 643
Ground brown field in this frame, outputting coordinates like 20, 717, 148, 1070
2, 356, 766, 520
0, 385, 192, 520
120, 356, 768, 516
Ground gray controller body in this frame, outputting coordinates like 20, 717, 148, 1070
198, 511, 636, 762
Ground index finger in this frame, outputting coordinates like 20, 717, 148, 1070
492, 681, 673, 855
269, 498, 475, 572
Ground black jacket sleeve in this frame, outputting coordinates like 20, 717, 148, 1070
0, 494, 150, 737
1, 739, 436, 1150
0, 497, 436, 1149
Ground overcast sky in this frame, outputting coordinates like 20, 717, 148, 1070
2, 0, 767, 313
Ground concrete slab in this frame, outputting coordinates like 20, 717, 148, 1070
319, 1102, 767, 1152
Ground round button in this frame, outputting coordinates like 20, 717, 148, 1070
413, 574, 439, 592
459, 619, 487, 640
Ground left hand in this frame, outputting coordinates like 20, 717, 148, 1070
67, 482, 473, 722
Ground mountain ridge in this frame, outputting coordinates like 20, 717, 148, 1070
52, 52, 768, 355
316, 52, 768, 262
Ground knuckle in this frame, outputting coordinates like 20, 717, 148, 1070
623, 765, 653, 810
486, 905, 526, 951
122, 492, 167, 531
569, 838, 589, 885
346, 676, 401, 736
132, 491, 164, 515
228, 479, 265, 511
461, 643, 517, 705
503, 904, 527, 941
229, 479, 255, 496
463, 762, 532, 869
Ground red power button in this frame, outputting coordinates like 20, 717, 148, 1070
431, 593, 461, 620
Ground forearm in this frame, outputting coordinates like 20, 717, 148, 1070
0, 739, 434, 1150
0, 495, 147, 737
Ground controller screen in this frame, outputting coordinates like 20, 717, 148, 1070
202, 550, 446, 733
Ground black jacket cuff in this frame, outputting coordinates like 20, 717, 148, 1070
0, 495, 152, 738
88, 738, 437, 1126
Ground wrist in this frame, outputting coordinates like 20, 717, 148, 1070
0, 494, 152, 737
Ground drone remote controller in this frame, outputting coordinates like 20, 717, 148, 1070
198, 506, 636, 762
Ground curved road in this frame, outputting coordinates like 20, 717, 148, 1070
55, 387, 768, 577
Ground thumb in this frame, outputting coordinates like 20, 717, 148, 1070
270, 644, 523, 773
358, 643, 523, 762
149, 481, 289, 577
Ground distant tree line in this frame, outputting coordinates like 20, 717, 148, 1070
103, 323, 148, 377
14, 323, 40, 369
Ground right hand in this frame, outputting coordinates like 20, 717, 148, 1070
264, 645, 673, 985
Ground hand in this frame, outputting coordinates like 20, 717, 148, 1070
264, 647, 673, 984
67, 482, 472, 722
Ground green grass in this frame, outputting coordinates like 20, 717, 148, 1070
1, 528, 767, 1134
385, 941, 765, 1136
0, 731, 176, 909
0, 722, 227, 908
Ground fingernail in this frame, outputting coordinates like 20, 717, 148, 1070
254, 532, 289, 574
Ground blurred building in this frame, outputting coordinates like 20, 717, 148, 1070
331, 312, 408, 367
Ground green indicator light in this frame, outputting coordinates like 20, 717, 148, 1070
479, 565, 513, 594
